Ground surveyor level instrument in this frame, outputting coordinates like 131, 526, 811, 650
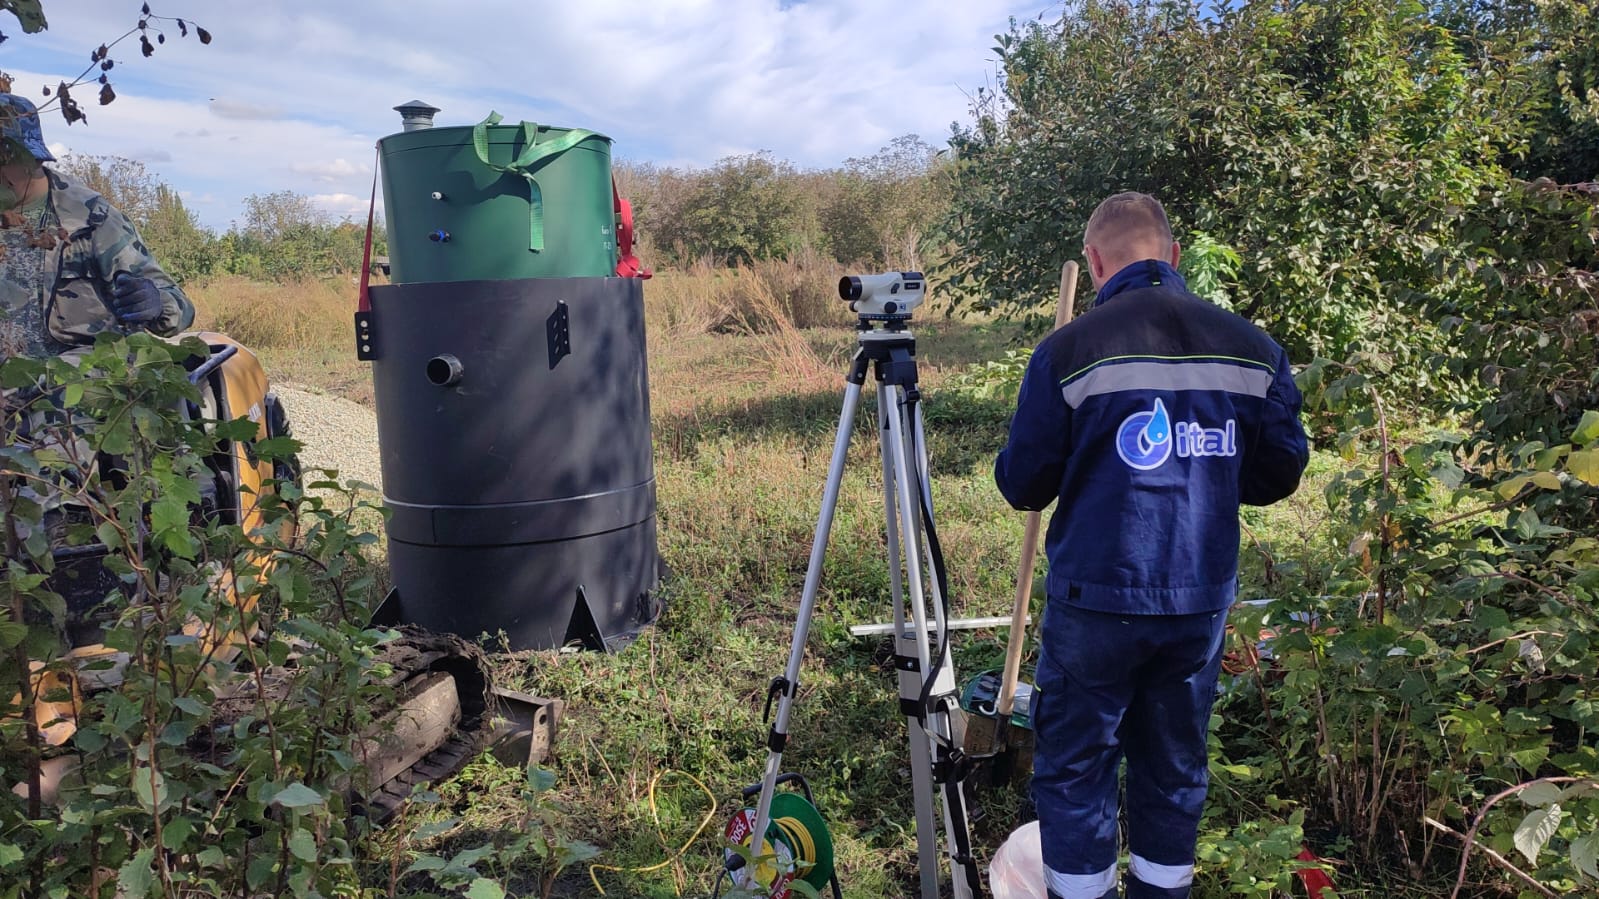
720, 277, 982, 898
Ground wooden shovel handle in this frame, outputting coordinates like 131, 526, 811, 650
996, 260, 1079, 718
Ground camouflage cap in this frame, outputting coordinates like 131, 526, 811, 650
0, 93, 54, 162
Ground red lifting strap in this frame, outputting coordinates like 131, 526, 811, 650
613, 174, 652, 279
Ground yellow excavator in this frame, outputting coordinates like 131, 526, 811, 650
9, 333, 537, 820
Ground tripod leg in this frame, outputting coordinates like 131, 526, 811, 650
888, 386, 981, 899
879, 383, 942, 899
911, 400, 981, 897
746, 377, 865, 874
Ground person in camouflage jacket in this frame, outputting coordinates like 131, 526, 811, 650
0, 92, 193, 358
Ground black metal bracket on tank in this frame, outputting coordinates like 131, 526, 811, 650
356, 308, 378, 361
547, 301, 571, 368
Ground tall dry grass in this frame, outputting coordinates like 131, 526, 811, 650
642, 251, 854, 337
187, 260, 857, 389
187, 277, 354, 351
189, 254, 865, 353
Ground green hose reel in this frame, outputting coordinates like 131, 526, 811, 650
723, 792, 836, 897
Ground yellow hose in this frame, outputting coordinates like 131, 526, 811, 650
588, 770, 718, 896
774, 816, 818, 874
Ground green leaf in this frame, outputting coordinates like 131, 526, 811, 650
1530, 471, 1562, 491
1512, 745, 1550, 775
253, 436, 303, 458
526, 765, 557, 793
555, 839, 601, 866
450, 845, 496, 869
0, 1, 47, 35
1569, 450, 1599, 487
61, 381, 83, 408
1497, 475, 1533, 499
412, 819, 461, 841
268, 782, 324, 809
464, 879, 506, 899
161, 815, 195, 850
246, 854, 277, 890
1572, 411, 1599, 447
1514, 804, 1564, 865
403, 855, 447, 875
171, 696, 208, 716
132, 767, 167, 811
0, 616, 26, 650
1214, 763, 1259, 779
95, 521, 124, 552
117, 847, 156, 899
150, 497, 189, 535
0, 842, 22, 868
1518, 781, 1564, 807
1573, 832, 1599, 880
288, 828, 317, 863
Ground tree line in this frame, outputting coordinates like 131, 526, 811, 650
58, 133, 955, 287
617, 135, 949, 269
52, 156, 379, 284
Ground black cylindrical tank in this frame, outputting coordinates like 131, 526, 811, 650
368, 277, 660, 650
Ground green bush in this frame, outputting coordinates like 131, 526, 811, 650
0, 335, 392, 898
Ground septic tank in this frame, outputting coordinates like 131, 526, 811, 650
361, 101, 660, 651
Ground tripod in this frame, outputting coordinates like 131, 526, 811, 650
744, 318, 981, 899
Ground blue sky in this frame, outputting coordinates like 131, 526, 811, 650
2, 1, 1054, 230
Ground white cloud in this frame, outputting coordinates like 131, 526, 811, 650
3, 0, 1048, 228
310, 192, 368, 221
290, 158, 368, 182
209, 98, 289, 121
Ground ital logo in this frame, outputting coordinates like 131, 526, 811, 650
1115, 398, 1238, 471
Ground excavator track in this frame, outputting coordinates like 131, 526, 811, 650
355, 628, 494, 823
206, 626, 495, 823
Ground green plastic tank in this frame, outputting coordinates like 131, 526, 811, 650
380, 103, 617, 283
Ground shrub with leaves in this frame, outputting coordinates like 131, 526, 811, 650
1211, 347, 1599, 893
0, 333, 394, 898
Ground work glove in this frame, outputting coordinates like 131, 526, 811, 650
110, 272, 163, 326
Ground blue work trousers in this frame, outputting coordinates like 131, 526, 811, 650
1031, 603, 1228, 899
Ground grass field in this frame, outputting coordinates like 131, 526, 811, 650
187, 270, 1343, 897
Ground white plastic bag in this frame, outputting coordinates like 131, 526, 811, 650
989, 820, 1048, 899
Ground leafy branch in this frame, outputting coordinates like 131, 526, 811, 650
0, 2, 212, 126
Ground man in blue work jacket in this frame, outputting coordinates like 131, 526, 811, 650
995, 192, 1309, 899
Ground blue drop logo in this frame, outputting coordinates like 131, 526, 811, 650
1117, 398, 1174, 471
1140, 398, 1170, 453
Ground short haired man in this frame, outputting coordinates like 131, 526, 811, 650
994, 192, 1309, 898
0, 92, 192, 360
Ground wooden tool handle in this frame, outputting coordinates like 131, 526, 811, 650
996, 260, 1080, 718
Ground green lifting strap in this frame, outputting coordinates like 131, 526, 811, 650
472, 111, 599, 252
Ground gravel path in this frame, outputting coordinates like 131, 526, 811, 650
273, 385, 384, 493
